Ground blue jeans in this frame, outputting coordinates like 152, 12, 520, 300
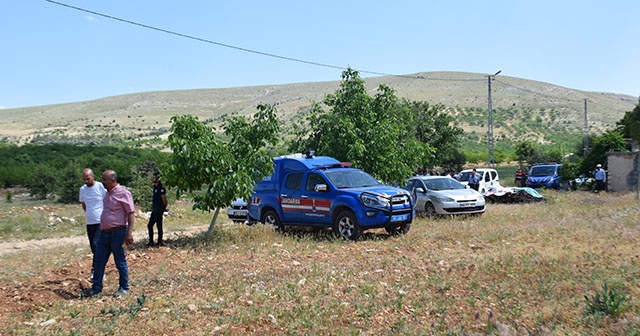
86, 224, 101, 271
91, 227, 129, 293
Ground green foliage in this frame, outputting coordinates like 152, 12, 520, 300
584, 283, 631, 318
165, 104, 280, 235
100, 294, 147, 318
6, 190, 13, 203
289, 68, 449, 183
26, 164, 57, 200
559, 161, 580, 183
55, 162, 83, 204
616, 97, 640, 141
128, 161, 160, 212
580, 131, 627, 175
0, 144, 170, 203
407, 101, 464, 171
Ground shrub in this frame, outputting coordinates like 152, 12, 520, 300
26, 164, 57, 200
584, 283, 631, 318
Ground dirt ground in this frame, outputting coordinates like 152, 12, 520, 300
0, 225, 208, 320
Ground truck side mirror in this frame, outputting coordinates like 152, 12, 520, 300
415, 187, 425, 194
314, 184, 328, 192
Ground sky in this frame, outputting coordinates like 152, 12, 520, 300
1, 0, 639, 109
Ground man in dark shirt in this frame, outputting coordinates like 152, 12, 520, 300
147, 173, 168, 247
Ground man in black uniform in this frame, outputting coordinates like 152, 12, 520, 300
147, 173, 168, 247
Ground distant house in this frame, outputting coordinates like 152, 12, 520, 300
605, 150, 639, 192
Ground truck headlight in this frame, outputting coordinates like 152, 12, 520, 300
360, 193, 390, 210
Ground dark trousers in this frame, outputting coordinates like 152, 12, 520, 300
469, 183, 479, 191
594, 180, 606, 192
86, 224, 101, 271
147, 210, 164, 244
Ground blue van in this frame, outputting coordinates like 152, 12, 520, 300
526, 163, 562, 189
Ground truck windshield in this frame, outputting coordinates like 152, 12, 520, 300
325, 169, 381, 188
530, 166, 556, 177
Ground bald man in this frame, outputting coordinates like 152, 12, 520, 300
79, 168, 106, 281
81, 170, 135, 297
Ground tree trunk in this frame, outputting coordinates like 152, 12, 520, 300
205, 208, 220, 239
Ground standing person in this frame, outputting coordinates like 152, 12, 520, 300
147, 172, 168, 247
594, 164, 607, 193
514, 168, 525, 187
79, 168, 106, 281
81, 170, 135, 297
468, 168, 480, 191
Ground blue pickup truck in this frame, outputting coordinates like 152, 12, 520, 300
248, 152, 413, 240
526, 163, 562, 189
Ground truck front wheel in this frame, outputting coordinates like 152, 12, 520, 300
385, 222, 411, 236
333, 210, 362, 241
262, 210, 284, 231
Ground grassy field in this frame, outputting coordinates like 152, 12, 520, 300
1, 191, 639, 335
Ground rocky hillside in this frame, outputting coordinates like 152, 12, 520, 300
0, 71, 636, 147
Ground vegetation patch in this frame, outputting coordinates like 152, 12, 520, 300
0, 191, 638, 334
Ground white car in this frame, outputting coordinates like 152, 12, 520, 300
404, 176, 485, 216
458, 168, 500, 193
226, 198, 248, 223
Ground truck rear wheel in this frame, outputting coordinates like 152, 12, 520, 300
333, 210, 362, 241
262, 210, 284, 231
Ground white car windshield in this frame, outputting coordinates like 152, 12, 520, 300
326, 169, 381, 188
423, 177, 465, 191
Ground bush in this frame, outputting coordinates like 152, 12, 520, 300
56, 163, 83, 204
584, 283, 631, 318
26, 164, 57, 200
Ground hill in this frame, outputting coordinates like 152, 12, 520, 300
0, 71, 636, 147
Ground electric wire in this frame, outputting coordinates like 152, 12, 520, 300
494, 79, 631, 113
45, 0, 484, 82
45, 0, 632, 112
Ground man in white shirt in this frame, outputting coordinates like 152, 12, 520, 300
79, 168, 107, 281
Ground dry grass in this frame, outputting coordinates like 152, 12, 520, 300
1, 191, 639, 335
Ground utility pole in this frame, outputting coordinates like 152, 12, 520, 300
487, 70, 501, 167
583, 98, 589, 157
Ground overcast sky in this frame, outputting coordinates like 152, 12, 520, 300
1, 0, 638, 109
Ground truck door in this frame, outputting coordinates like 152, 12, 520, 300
297, 172, 333, 224
278, 173, 304, 223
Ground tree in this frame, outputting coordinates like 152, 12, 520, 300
616, 97, 640, 141
26, 164, 57, 200
515, 141, 535, 166
55, 162, 83, 204
406, 101, 463, 171
164, 104, 280, 238
128, 161, 160, 212
580, 130, 627, 175
289, 68, 431, 184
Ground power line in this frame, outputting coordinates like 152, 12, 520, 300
45, 0, 485, 83
45, 0, 633, 110
494, 79, 582, 103
494, 79, 631, 112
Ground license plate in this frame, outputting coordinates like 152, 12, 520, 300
391, 214, 409, 222
234, 211, 245, 216
460, 203, 475, 207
